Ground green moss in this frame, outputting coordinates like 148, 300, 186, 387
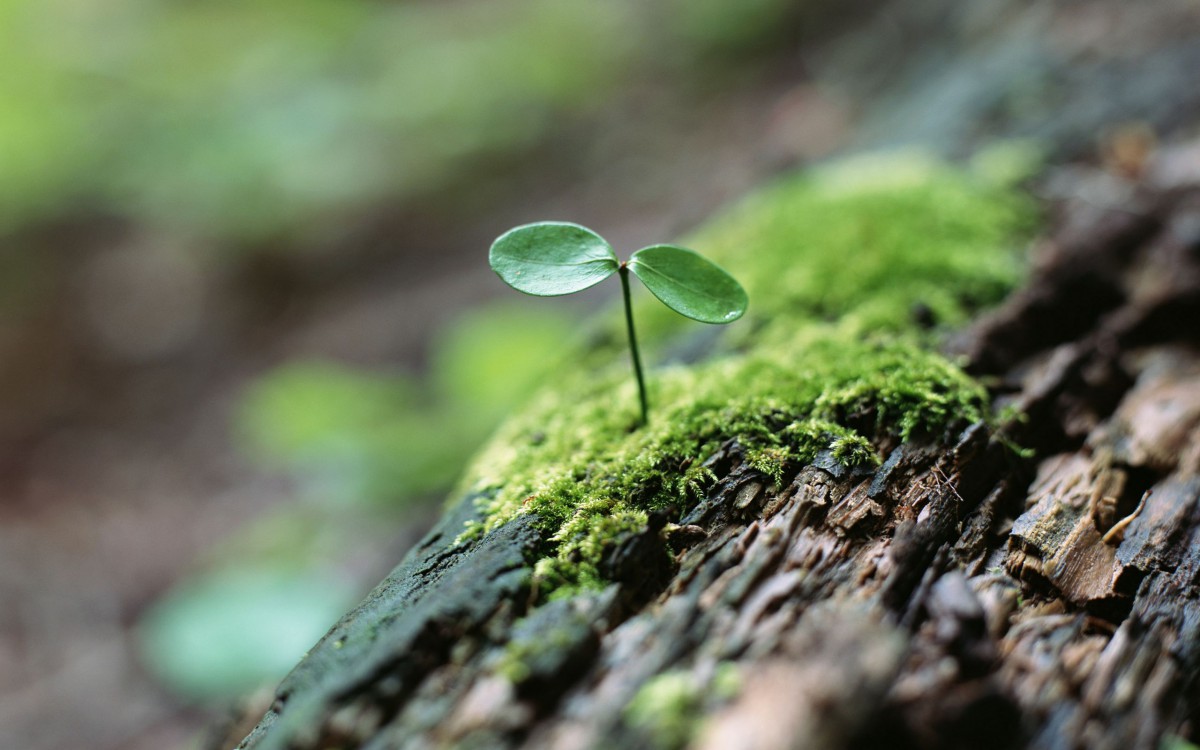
495, 598, 597, 683
624, 671, 703, 750
636, 149, 1034, 345
455, 150, 1037, 596
623, 664, 741, 750
497, 627, 578, 683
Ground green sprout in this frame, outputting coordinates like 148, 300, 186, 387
489, 221, 747, 425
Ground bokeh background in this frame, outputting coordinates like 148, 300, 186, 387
3, 1, 1199, 748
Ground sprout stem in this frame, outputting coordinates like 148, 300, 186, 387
619, 264, 649, 426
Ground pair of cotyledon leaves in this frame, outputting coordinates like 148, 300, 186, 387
489, 222, 748, 324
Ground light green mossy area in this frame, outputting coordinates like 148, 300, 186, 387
456, 149, 1038, 594
624, 664, 741, 749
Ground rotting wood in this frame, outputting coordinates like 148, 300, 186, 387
224, 146, 1200, 750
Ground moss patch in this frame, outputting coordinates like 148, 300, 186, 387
623, 664, 741, 750
495, 595, 600, 685
455, 149, 1037, 595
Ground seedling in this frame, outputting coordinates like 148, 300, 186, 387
489, 221, 748, 425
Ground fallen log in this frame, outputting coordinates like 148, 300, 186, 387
226, 145, 1200, 750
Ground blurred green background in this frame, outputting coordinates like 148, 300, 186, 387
0, 0, 801, 242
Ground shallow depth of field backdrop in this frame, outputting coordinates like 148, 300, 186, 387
3, 1, 1196, 748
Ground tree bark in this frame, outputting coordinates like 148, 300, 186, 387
218, 147, 1200, 750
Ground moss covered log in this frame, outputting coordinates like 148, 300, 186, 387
230, 142, 1200, 750
460, 149, 1035, 594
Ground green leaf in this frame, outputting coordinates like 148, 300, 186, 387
489, 221, 619, 296
629, 244, 748, 323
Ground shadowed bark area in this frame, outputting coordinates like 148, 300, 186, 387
220, 145, 1200, 750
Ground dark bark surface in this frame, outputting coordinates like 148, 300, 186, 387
221, 145, 1200, 750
